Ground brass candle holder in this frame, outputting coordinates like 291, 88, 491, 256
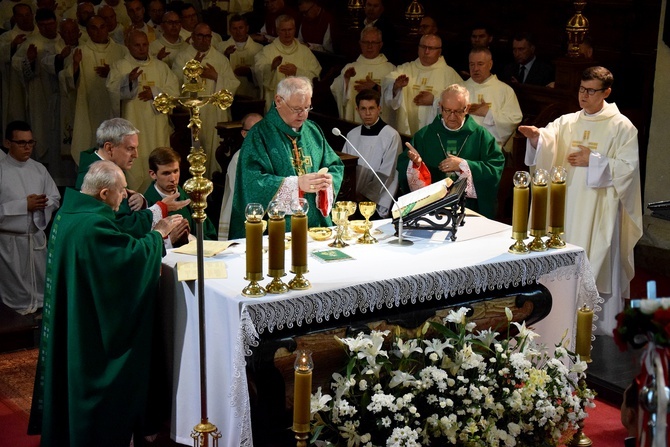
266, 200, 289, 294
528, 169, 549, 252
509, 171, 530, 254
289, 198, 311, 290
242, 203, 266, 297
548, 166, 567, 249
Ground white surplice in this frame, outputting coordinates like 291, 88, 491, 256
525, 102, 643, 334
0, 155, 60, 314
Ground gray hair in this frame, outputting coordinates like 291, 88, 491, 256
276, 76, 312, 101
96, 118, 140, 148
81, 160, 123, 196
441, 84, 470, 106
360, 26, 382, 41
275, 14, 294, 29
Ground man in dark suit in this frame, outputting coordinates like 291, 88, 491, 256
363, 0, 398, 64
501, 32, 554, 87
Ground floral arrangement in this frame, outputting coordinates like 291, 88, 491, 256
614, 298, 670, 351
309, 307, 593, 447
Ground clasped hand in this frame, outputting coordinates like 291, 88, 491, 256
298, 173, 332, 193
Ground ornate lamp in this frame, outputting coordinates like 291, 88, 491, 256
347, 0, 364, 29
566, 0, 589, 57
404, 0, 425, 35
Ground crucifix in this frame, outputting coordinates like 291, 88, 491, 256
153, 58, 234, 447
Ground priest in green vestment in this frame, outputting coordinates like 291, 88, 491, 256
29, 160, 183, 447
75, 118, 190, 238
397, 84, 505, 219
229, 76, 344, 239
144, 146, 217, 245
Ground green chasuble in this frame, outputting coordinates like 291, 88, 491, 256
144, 182, 217, 240
229, 105, 344, 239
397, 114, 505, 219
76, 147, 153, 238
28, 188, 164, 447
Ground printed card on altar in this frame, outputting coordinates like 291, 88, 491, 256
311, 249, 354, 263
173, 240, 237, 257
177, 261, 227, 281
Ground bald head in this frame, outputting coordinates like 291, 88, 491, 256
87, 15, 109, 44
59, 18, 80, 46
76, 2, 95, 27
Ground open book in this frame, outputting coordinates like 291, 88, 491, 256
391, 178, 454, 219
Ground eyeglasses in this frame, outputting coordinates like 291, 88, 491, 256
279, 96, 313, 115
10, 139, 37, 148
419, 44, 441, 51
578, 86, 607, 95
193, 33, 212, 39
163, 20, 181, 25
360, 40, 382, 46
441, 107, 467, 117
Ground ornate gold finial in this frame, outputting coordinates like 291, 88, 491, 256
566, 0, 589, 58
404, 0, 425, 36
347, 0, 364, 29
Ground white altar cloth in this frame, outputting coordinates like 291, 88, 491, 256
163, 216, 599, 446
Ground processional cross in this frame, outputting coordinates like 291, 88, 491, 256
153, 59, 234, 447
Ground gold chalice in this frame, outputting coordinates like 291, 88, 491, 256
328, 206, 349, 248
358, 201, 377, 244
337, 201, 357, 240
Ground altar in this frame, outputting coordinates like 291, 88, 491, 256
162, 216, 599, 446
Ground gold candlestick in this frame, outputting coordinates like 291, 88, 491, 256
575, 304, 593, 363
509, 171, 530, 254
289, 198, 310, 290
266, 200, 289, 294
243, 203, 266, 297
292, 350, 313, 447
548, 166, 567, 249
528, 169, 549, 252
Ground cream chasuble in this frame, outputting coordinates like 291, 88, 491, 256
464, 74, 522, 151
253, 38, 321, 112
107, 53, 179, 191
149, 35, 187, 69
68, 38, 126, 165
217, 36, 263, 98
172, 45, 240, 176
330, 54, 395, 125
0, 26, 36, 132
526, 102, 642, 333
383, 56, 462, 136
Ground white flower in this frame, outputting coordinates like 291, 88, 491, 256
389, 370, 416, 389
393, 338, 422, 359
512, 321, 540, 344
505, 307, 513, 321
358, 379, 368, 391
311, 387, 332, 415
445, 307, 469, 325
474, 329, 499, 347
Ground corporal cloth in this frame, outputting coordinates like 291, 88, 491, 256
382, 56, 462, 136
0, 156, 60, 314
28, 188, 164, 447
229, 105, 343, 239
397, 114, 504, 219
525, 101, 643, 334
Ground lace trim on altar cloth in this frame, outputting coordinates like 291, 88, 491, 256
230, 309, 259, 447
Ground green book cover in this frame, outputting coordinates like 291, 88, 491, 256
311, 249, 354, 263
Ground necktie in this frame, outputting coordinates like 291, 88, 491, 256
518, 65, 526, 83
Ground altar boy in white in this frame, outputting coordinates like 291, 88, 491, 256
519, 66, 643, 335
342, 89, 402, 218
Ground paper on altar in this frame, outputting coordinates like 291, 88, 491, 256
177, 261, 228, 281
173, 240, 237, 257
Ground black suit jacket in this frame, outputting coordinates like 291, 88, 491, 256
501, 58, 555, 87
369, 14, 398, 65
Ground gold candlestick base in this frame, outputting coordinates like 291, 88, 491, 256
568, 426, 592, 446
293, 428, 309, 447
242, 272, 266, 297
191, 420, 222, 446
527, 229, 548, 252
289, 265, 310, 290
267, 269, 289, 294
509, 231, 530, 254
547, 226, 566, 249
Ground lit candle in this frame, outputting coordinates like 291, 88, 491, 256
268, 216, 286, 271
575, 304, 593, 362
291, 213, 308, 267
292, 350, 313, 433
530, 169, 549, 232
245, 220, 263, 275
512, 171, 530, 234
549, 166, 567, 229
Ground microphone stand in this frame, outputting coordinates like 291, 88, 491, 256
332, 128, 413, 246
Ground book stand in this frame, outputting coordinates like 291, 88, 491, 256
392, 178, 467, 241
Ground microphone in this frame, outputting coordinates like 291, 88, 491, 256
332, 127, 413, 246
